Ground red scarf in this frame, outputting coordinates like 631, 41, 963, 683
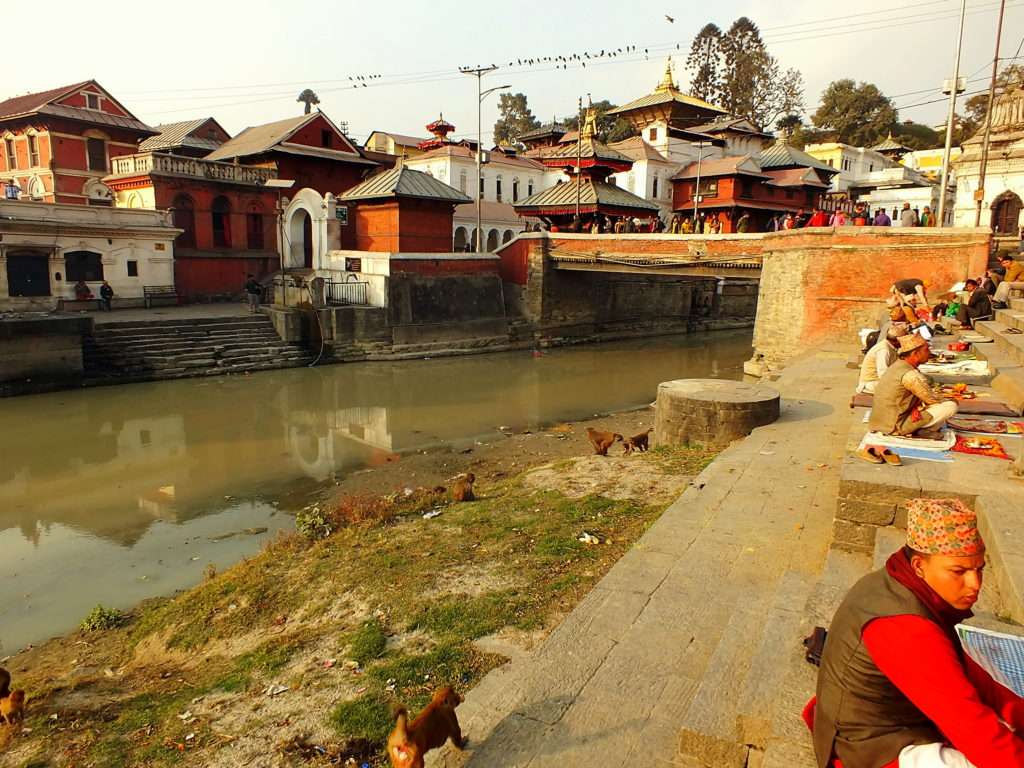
886, 548, 973, 647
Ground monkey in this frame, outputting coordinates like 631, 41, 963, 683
387, 686, 464, 768
0, 690, 24, 726
585, 427, 623, 456
451, 473, 475, 502
622, 428, 654, 455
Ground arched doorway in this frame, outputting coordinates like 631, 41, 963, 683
502, 230, 513, 244
453, 226, 468, 251
470, 228, 479, 252
289, 208, 313, 268
992, 191, 1022, 236
211, 196, 232, 248
486, 229, 499, 251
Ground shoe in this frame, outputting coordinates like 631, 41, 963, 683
993, 301, 1008, 309
856, 446, 885, 464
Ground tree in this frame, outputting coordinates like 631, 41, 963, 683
707, 17, 803, 130
775, 115, 827, 150
493, 93, 541, 146
562, 99, 637, 143
685, 24, 723, 103
893, 121, 941, 150
812, 79, 897, 146
297, 89, 320, 115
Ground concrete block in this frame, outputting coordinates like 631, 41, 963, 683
835, 498, 896, 527
832, 519, 876, 553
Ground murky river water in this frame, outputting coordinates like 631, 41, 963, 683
0, 330, 751, 651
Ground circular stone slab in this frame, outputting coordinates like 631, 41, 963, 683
653, 379, 781, 450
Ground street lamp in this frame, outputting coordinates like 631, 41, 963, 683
460, 65, 509, 252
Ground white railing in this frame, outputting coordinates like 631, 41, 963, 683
109, 153, 276, 186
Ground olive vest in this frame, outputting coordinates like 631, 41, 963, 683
813, 568, 946, 768
867, 360, 920, 436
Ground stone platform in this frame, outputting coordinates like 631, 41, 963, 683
654, 379, 780, 450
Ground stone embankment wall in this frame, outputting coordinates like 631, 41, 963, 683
497, 233, 761, 342
751, 227, 990, 372
0, 316, 92, 396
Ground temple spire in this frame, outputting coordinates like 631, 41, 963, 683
655, 57, 677, 93
582, 102, 598, 141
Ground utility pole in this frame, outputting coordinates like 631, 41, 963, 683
974, 0, 1007, 228
575, 96, 583, 220
937, 0, 967, 228
693, 142, 707, 222
459, 66, 507, 252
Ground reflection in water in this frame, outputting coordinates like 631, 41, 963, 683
0, 330, 751, 649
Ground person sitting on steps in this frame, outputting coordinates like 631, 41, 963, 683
857, 324, 909, 395
808, 498, 1024, 768
992, 254, 1024, 308
956, 279, 992, 330
867, 334, 957, 440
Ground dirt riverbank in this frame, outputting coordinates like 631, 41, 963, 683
0, 409, 716, 768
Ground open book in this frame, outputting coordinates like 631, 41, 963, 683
956, 623, 1024, 698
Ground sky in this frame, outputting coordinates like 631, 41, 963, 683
4, 0, 1022, 146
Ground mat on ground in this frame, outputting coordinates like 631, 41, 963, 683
857, 430, 955, 463
851, 392, 1020, 417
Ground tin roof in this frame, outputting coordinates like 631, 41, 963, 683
0, 80, 155, 135
672, 155, 769, 180
757, 141, 837, 174
608, 136, 668, 162
139, 118, 227, 154
514, 178, 658, 212
539, 137, 635, 166
206, 112, 368, 163
519, 121, 569, 141
871, 132, 912, 153
764, 167, 830, 189
339, 165, 472, 203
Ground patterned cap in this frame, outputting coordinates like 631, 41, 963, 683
897, 333, 928, 356
906, 498, 984, 556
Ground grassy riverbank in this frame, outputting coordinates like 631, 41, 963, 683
1, 414, 717, 768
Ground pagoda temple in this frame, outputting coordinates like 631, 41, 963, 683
871, 132, 912, 162
513, 107, 659, 230
417, 114, 456, 151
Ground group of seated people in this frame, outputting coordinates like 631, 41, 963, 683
926, 253, 1024, 330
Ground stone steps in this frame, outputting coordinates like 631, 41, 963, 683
974, 319, 1024, 369
970, 337, 1024, 413
83, 313, 313, 382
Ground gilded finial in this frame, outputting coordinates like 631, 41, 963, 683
656, 57, 676, 93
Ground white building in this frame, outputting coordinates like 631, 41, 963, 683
0, 199, 179, 310
404, 144, 559, 250
953, 87, 1024, 236
803, 142, 900, 192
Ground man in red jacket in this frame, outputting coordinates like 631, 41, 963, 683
812, 498, 1024, 768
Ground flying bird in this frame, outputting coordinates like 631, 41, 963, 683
666, 14, 675, 22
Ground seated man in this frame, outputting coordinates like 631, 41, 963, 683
993, 254, 1024, 307
73, 279, 93, 300
868, 334, 957, 438
956, 279, 993, 329
857, 324, 908, 394
812, 498, 1024, 768
888, 278, 930, 324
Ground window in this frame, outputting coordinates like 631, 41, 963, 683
27, 135, 39, 167
4, 138, 15, 170
827, 159, 834, 167
528, 180, 534, 196
868, 164, 874, 172
64, 251, 104, 282
480, 176, 485, 197
649, 127, 658, 141
740, 178, 753, 198
172, 194, 196, 248
86, 93, 100, 110
785, 189, 795, 200
86, 138, 107, 172
496, 175, 503, 202
127, 260, 138, 277
512, 177, 519, 202
247, 208, 264, 250
652, 175, 659, 198
212, 196, 231, 248
459, 170, 467, 193
321, 130, 332, 148
696, 179, 718, 197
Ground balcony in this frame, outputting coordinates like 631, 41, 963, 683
108, 153, 277, 186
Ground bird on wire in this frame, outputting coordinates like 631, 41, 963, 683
666, 14, 675, 22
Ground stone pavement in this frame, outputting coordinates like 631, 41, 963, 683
429, 349, 866, 768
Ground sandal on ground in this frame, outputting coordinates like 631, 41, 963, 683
856, 446, 885, 464
1006, 327, 1023, 335
879, 448, 902, 466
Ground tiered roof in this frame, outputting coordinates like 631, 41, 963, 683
606, 60, 726, 125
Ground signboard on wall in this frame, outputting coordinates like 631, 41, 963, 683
335, 206, 349, 225
344, 257, 362, 273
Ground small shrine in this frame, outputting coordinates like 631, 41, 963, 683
871, 132, 912, 162
513, 106, 659, 230
417, 114, 456, 151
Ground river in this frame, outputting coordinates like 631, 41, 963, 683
0, 330, 751, 652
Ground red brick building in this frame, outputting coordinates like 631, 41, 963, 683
672, 143, 838, 232
339, 166, 471, 252
0, 80, 155, 205
205, 112, 376, 205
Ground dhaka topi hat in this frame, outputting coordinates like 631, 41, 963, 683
897, 333, 929, 357
906, 498, 984, 556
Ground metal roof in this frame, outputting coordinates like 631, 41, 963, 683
608, 137, 668, 162
764, 167, 830, 189
673, 155, 769, 180
0, 81, 92, 120
0, 80, 155, 135
689, 116, 773, 139
139, 118, 226, 153
205, 114, 315, 161
871, 132, 912, 152
519, 122, 569, 141
339, 166, 472, 203
540, 137, 634, 165
757, 142, 837, 174
607, 88, 726, 118
514, 178, 658, 212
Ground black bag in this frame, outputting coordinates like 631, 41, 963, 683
803, 626, 828, 667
